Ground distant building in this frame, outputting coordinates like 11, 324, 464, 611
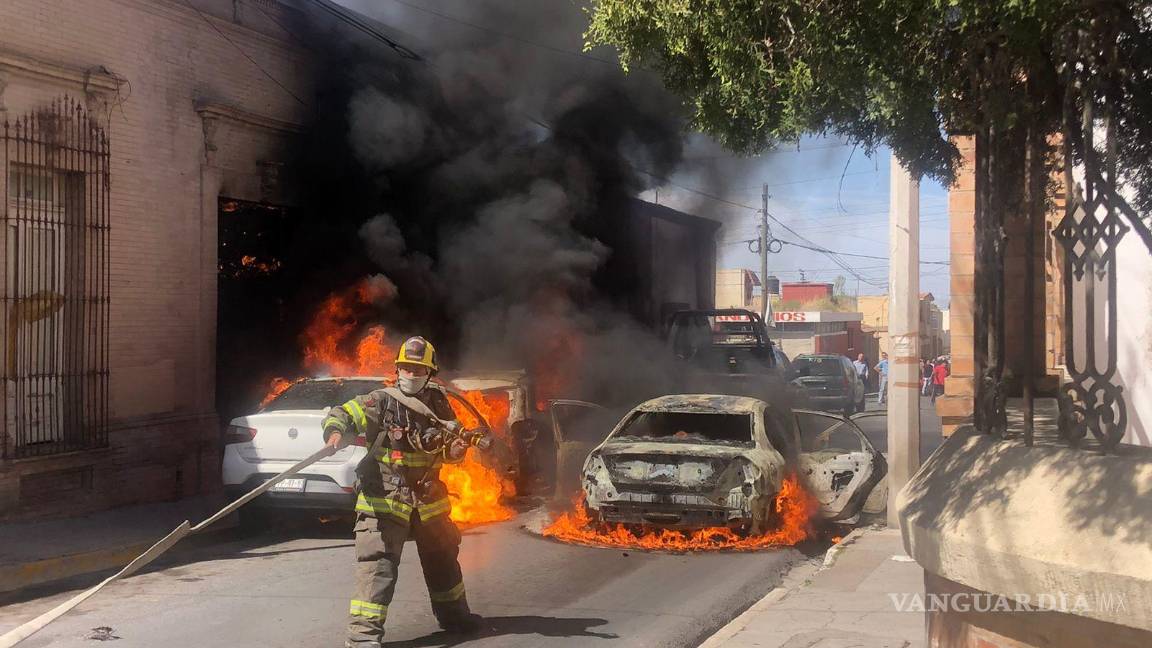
857, 293, 946, 359
715, 269, 761, 310
780, 282, 834, 304
770, 310, 875, 361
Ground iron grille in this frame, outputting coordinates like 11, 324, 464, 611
1, 97, 110, 459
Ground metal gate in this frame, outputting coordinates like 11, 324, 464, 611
1, 97, 109, 459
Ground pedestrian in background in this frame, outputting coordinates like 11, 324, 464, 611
852, 352, 870, 389
873, 352, 890, 405
931, 357, 949, 403
921, 359, 934, 397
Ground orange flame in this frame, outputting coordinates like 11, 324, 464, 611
300, 284, 397, 376
451, 389, 512, 441
259, 377, 298, 409
542, 476, 817, 552
258, 277, 513, 526
239, 255, 282, 274
443, 391, 515, 524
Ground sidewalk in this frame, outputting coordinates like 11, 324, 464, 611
0, 494, 233, 594
702, 526, 926, 648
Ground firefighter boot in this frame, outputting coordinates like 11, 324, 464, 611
433, 594, 483, 634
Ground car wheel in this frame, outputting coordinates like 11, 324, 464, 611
843, 399, 856, 416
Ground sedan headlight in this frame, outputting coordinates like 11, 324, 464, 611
583, 452, 609, 484
582, 453, 615, 505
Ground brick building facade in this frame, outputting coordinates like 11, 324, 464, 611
0, 0, 313, 519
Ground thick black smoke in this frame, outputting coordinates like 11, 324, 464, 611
282, 0, 705, 407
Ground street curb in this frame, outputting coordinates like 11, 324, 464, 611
0, 523, 236, 595
0, 542, 156, 594
820, 526, 869, 570
696, 529, 877, 648
696, 556, 824, 648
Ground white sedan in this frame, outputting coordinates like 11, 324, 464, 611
221, 378, 382, 521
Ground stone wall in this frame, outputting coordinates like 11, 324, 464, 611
925, 572, 1151, 648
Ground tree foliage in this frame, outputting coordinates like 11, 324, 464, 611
585, 0, 1152, 206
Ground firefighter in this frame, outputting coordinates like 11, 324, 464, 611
323, 336, 485, 647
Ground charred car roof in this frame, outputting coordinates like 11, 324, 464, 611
634, 394, 767, 414
443, 369, 527, 392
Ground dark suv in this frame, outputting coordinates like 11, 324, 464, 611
788, 354, 866, 415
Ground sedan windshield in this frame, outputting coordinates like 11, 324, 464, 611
263, 379, 386, 412
610, 411, 754, 447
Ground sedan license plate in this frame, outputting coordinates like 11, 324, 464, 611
271, 478, 305, 492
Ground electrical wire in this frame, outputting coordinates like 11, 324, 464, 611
181, 0, 308, 105
305, 0, 422, 59
774, 239, 949, 265
645, 175, 940, 285
729, 169, 877, 190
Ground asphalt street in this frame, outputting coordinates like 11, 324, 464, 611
0, 512, 819, 648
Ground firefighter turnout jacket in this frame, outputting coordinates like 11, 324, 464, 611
322, 385, 462, 524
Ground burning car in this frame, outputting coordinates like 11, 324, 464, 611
443, 369, 550, 494
561, 395, 885, 534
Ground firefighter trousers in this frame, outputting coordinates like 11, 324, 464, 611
346, 511, 470, 645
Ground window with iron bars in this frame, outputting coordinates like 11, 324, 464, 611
1, 97, 110, 459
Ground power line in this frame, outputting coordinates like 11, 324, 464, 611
774, 239, 949, 265
729, 170, 877, 190
182, 0, 307, 105
644, 176, 886, 285
306, 0, 422, 59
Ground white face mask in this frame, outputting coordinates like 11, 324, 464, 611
398, 373, 430, 396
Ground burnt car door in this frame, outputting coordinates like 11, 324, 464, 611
548, 400, 616, 503
792, 409, 887, 521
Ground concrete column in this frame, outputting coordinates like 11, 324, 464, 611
887, 155, 921, 527
197, 115, 222, 416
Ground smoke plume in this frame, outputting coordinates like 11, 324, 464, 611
291, 0, 708, 407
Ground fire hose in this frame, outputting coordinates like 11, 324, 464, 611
0, 445, 337, 648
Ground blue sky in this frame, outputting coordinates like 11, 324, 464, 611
641, 136, 953, 307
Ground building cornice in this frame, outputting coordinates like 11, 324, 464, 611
0, 49, 119, 95
195, 101, 305, 134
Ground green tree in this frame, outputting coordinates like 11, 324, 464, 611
586, 1, 1152, 193
585, 0, 1152, 436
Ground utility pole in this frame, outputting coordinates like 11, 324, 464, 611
887, 155, 921, 528
760, 184, 772, 325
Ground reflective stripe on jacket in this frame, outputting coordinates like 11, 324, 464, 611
321, 385, 460, 525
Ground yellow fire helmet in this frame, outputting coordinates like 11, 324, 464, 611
395, 335, 439, 374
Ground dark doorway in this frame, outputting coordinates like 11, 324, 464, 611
216, 198, 296, 426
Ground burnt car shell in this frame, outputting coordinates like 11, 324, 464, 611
579, 395, 785, 532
